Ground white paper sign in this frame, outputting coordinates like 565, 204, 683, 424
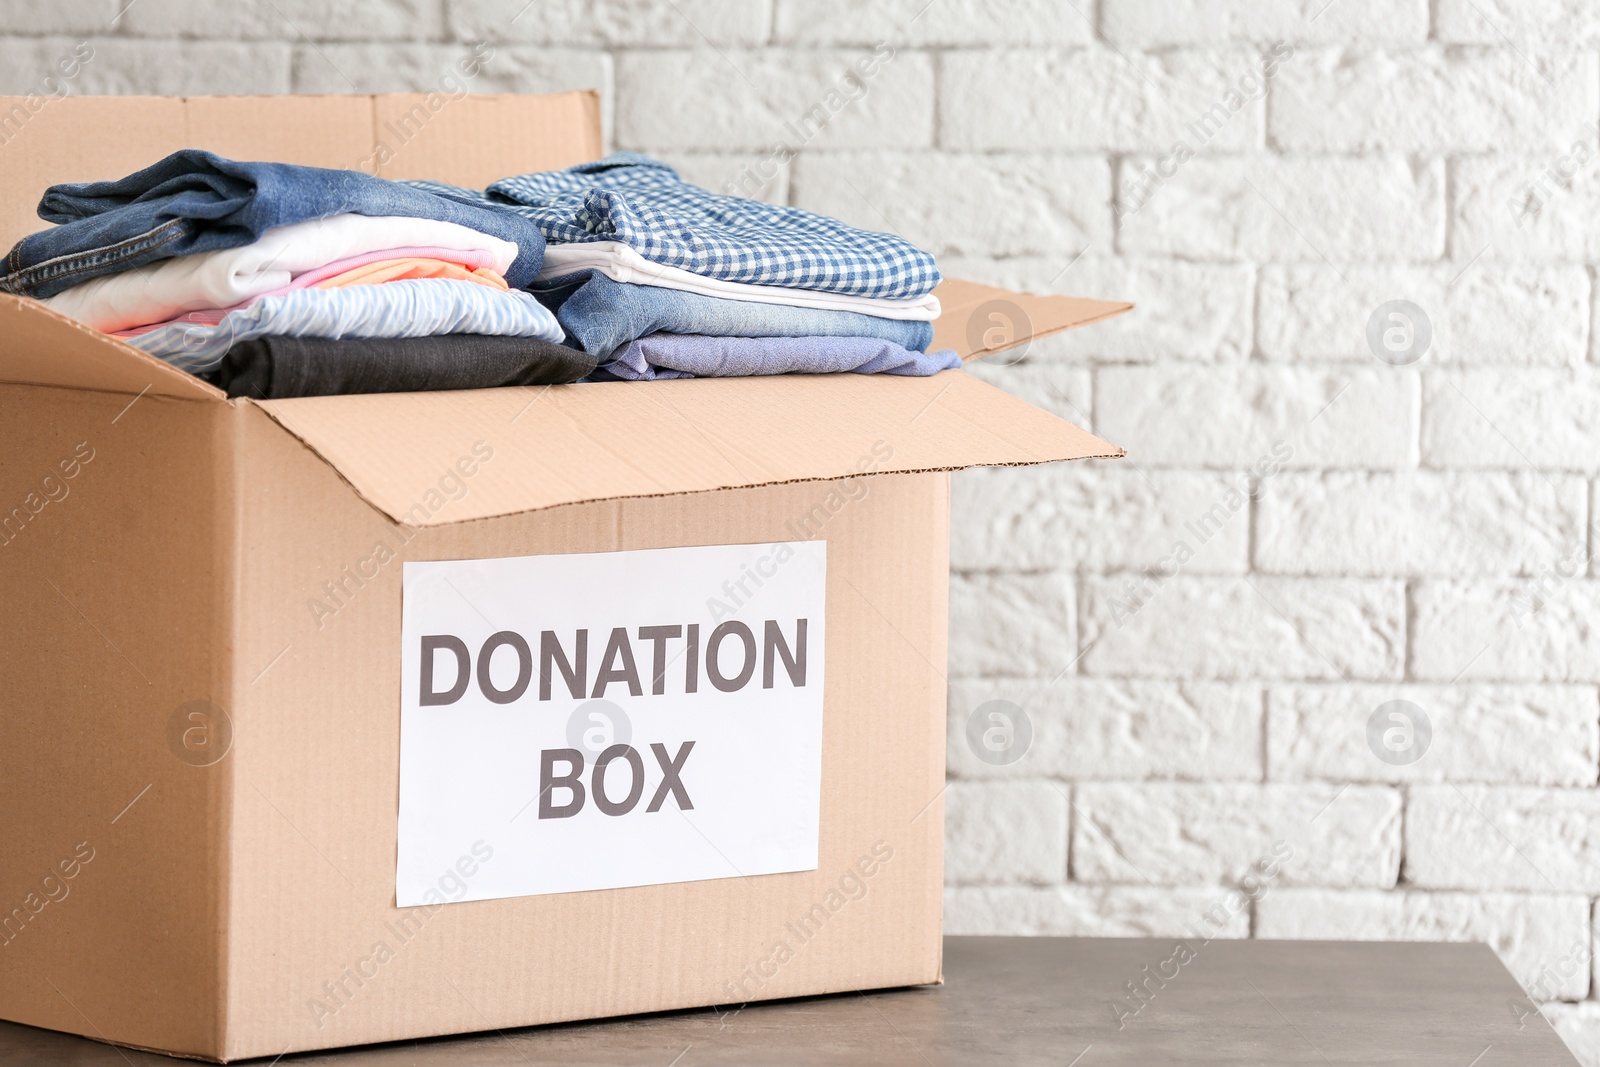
396, 541, 827, 907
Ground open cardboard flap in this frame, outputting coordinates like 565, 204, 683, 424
246, 280, 1129, 525
0, 294, 223, 400
931, 278, 1132, 359
254, 367, 1123, 527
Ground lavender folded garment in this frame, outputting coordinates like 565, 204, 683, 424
597, 333, 964, 381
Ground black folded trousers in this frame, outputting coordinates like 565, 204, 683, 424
202, 334, 597, 399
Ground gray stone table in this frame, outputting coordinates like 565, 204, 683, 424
0, 936, 1578, 1064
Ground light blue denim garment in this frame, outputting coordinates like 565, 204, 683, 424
2, 150, 548, 298
532, 270, 933, 361
596, 333, 962, 381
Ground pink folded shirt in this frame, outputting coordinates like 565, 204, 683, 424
115, 246, 505, 338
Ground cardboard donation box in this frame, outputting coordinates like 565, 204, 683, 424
0, 92, 1128, 1061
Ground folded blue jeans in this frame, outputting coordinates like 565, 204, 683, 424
2, 150, 548, 298
597, 333, 963, 381
533, 270, 933, 361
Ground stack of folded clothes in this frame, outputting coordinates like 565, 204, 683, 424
2, 150, 584, 398
3, 150, 959, 398
412, 153, 959, 382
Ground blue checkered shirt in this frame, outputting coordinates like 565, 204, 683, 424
407, 154, 940, 301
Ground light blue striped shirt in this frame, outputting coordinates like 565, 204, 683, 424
128, 280, 566, 372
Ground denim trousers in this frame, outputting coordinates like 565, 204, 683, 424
2, 150, 548, 298
532, 270, 934, 360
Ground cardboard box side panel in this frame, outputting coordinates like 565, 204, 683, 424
0, 96, 187, 254
0, 383, 234, 1059
181, 95, 376, 172
0, 91, 602, 251
222, 412, 944, 1058
253, 371, 1122, 527
221, 402, 404, 1060
371, 91, 603, 184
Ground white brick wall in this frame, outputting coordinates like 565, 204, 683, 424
939, 49, 1266, 152
1116, 157, 1446, 261
1256, 264, 1589, 365
1270, 49, 1596, 153
1094, 364, 1418, 467
1267, 684, 1599, 786
4, 1, 1599, 1059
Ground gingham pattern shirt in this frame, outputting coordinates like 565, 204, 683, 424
406, 154, 941, 301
